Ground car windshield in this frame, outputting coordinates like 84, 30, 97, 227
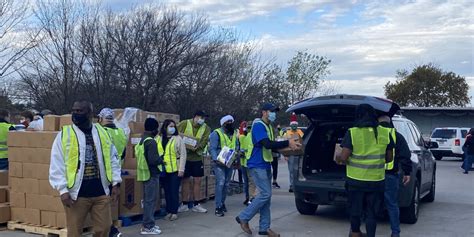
431, 129, 456, 139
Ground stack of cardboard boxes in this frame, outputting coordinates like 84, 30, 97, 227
0, 170, 9, 224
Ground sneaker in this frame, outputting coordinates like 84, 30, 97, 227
222, 204, 228, 212
192, 204, 208, 213
215, 207, 224, 217
109, 226, 121, 237
164, 213, 172, 220
140, 226, 162, 235
178, 204, 189, 213
289, 188, 293, 193
463, 171, 469, 174
243, 198, 249, 206
272, 182, 281, 189
169, 214, 178, 221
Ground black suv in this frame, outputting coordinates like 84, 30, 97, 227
287, 94, 437, 224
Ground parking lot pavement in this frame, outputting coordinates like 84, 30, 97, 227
3, 158, 473, 237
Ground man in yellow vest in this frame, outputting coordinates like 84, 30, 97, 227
49, 101, 122, 237
177, 110, 211, 213
135, 118, 164, 235
210, 115, 239, 217
239, 121, 256, 206
0, 109, 15, 170
98, 108, 127, 237
283, 117, 304, 193
236, 103, 300, 237
336, 104, 394, 237
378, 115, 412, 237
98, 108, 127, 164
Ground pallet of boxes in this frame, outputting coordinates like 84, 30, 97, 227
114, 108, 180, 227
0, 169, 9, 228
6, 115, 94, 236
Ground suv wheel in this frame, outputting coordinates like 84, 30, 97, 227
434, 155, 443, 161
295, 198, 318, 215
423, 171, 436, 202
400, 179, 420, 224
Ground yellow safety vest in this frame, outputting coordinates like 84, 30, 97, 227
385, 128, 397, 171
215, 128, 237, 150
156, 136, 178, 173
239, 133, 253, 167
347, 126, 391, 182
135, 137, 162, 181
104, 127, 127, 161
0, 122, 12, 159
61, 124, 113, 189
253, 119, 274, 163
184, 119, 206, 140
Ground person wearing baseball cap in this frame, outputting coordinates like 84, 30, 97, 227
236, 103, 301, 237
209, 115, 239, 217
176, 110, 211, 213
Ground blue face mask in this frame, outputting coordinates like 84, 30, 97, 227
167, 127, 176, 135
268, 112, 276, 122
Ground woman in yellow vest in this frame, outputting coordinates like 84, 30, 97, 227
157, 119, 187, 221
335, 104, 394, 237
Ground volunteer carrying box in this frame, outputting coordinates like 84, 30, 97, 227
217, 146, 237, 168
278, 135, 304, 156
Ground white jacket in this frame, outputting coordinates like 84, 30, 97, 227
49, 124, 122, 200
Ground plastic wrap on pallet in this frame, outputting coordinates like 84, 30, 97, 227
115, 107, 140, 141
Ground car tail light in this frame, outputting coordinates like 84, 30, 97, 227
455, 139, 460, 146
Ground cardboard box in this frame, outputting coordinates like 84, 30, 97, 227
9, 162, 22, 178
26, 193, 64, 212
111, 200, 119, 221
181, 134, 198, 150
39, 180, 59, 197
59, 114, 72, 129
8, 131, 58, 148
41, 211, 57, 226
0, 170, 8, 186
203, 164, 211, 177
0, 204, 10, 223
11, 208, 41, 225
44, 115, 61, 131
155, 112, 180, 123
119, 170, 160, 216
8, 147, 52, 164
9, 192, 25, 208
333, 143, 343, 164
56, 212, 66, 228
22, 163, 50, 180
113, 109, 124, 121
0, 189, 7, 203
278, 136, 304, 156
129, 122, 145, 135
10, 178, 39, 194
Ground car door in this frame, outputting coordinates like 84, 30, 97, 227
408, 122, 431, 190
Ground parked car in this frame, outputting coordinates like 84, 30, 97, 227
429, 127, 469, 160
287, 94, 437, 224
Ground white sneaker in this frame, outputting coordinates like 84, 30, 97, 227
178, 204, 189, 213
169, 214, 178, 221
140, 226, 162, 235
192, 204, 208, 213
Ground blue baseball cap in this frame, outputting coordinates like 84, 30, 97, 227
261, 103, 280, 112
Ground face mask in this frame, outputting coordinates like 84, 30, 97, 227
167, 127, 176, 135
268, 112, 276, 122
291, 125, 298, 130
224, 123, 234, 132
197, 118, 205, 125
72, 113, 90, 127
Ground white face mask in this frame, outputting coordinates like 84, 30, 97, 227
197, 118, 205, 125
167, 126, 176, 135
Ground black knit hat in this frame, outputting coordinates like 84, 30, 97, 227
144, 118, 159, 131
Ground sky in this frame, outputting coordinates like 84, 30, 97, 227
104, 0, 473, 101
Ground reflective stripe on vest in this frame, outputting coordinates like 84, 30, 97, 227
135, 137, 162, 181
0, 122, 11, 159
253, 119, 274, 163
104, 127, 127, 160
61, 124, 113, 189
184, 119, 206, 140
215, 128, 237, 150
156, 136, 178, 173
385, 128, 397, 170
347, 126, 390, 182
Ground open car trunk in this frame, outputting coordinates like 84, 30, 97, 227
302, 122, 351, 180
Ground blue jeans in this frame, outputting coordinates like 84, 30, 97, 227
238, 168, 272, 232
241, 167, 249, 199
0, 159, 8, 170
287, 156, 298, 188
214, 163, 232, 208
142, 176, 159, 229
463, 155, 474, 172
384, 173, 400, 235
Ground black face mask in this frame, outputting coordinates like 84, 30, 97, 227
72, 113, 90, 127
224, 123, 234, 132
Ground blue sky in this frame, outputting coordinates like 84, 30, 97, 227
102, 0, 474, 102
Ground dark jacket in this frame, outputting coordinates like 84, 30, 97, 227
463, 135, 474, 155
140, 132, 164, 177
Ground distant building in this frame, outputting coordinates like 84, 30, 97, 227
401, 107, 474, 138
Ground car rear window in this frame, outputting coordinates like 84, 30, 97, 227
431, 129, 456, 139
461, 130, 468, 138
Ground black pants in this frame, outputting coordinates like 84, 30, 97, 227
347, 189, 383, 237
271, 157, 278, 181
163, 172, 181, 214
